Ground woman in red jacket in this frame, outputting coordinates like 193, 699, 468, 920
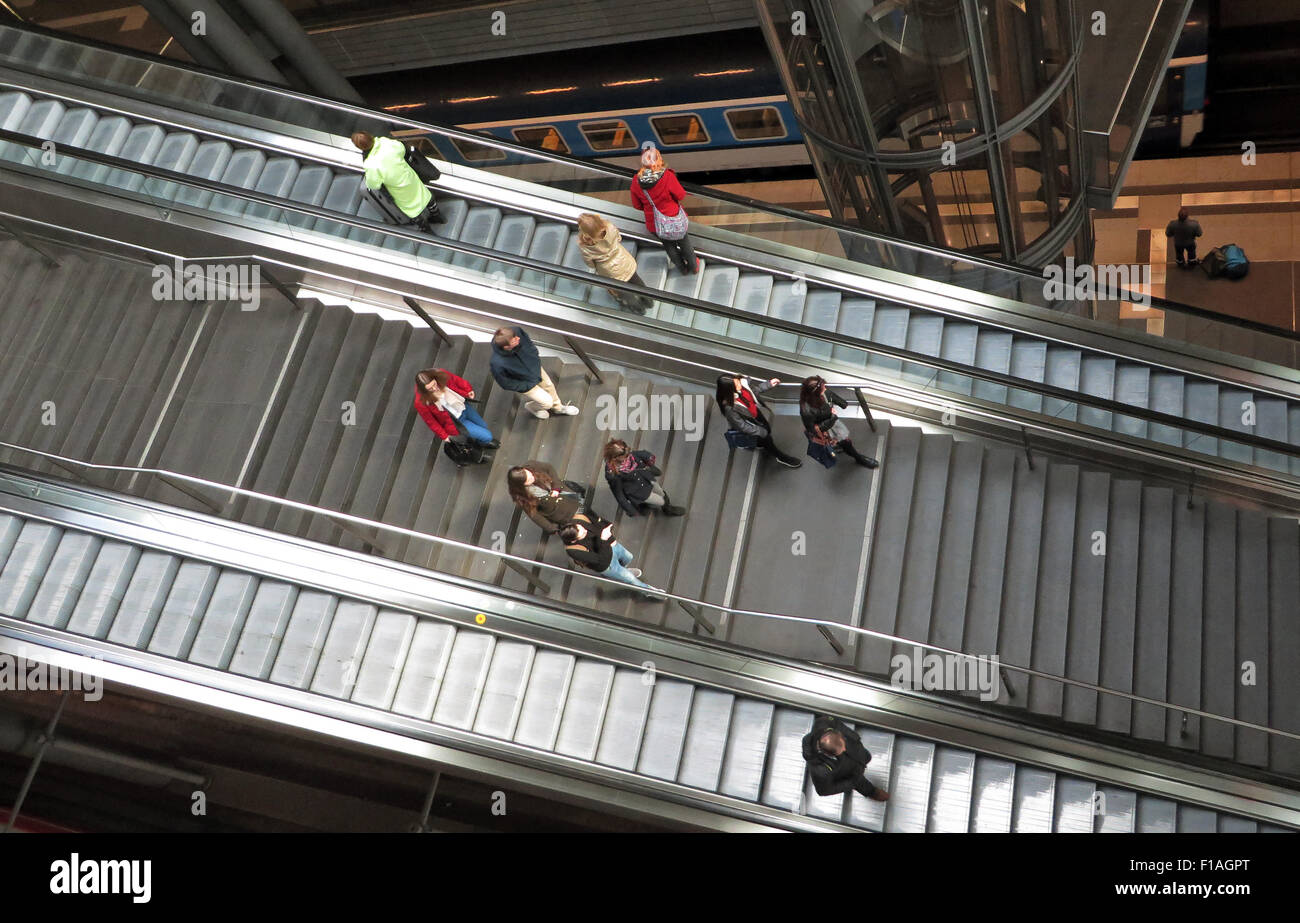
630, 143, 698, 275
414, 368, 498, 459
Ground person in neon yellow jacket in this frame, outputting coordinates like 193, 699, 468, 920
350, 132, 443, 228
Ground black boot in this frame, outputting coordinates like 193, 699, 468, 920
659, 491, 686, 516
840, 440, 879, 469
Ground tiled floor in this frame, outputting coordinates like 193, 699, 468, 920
1094, 151, 1300, 332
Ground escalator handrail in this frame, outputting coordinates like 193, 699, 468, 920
5, 126, 1300, 469
0, 17, 1276, 340
2, 437, 1297, 748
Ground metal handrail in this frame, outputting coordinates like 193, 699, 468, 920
7, 191, 1300, 527
2, 439, 1296, 746
0, 20, 1050, 279
4, 127, 1300, 460
2, 18, 1287, 339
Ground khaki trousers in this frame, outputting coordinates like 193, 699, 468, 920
522, 368, 563, 410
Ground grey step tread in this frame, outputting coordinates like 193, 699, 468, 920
1234, 509, 1269, 767
1132, 487, 1174, 742
1199, 502, 1237, 759
303, 319, 413, 545
241, 304, 357, 527
1027, 463, 1079, 717
859, 425, 921, 676
962, 448, 1016, 672
928, 439, 982, 651
728, 413, 877, 663
268, 311, 385, 536
1165, 497, 1206, 750
891, 435, 952, 657
1062, 471, 1110, 726
644, 398, 748, 634
1267, 519, 1300, 774
997, 455, 1046, 702
1096, 480, 1142, 735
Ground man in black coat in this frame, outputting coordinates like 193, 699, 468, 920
801, 715, 889, 801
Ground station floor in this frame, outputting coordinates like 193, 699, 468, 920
1093, 150, 1300, 333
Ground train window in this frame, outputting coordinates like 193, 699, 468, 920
579, 120, 637, 152
406, 135, 444, 160
449, 134, 508, 162
512, 126, 571, 155
650, 114, 709, 147
724, 107, 787, 141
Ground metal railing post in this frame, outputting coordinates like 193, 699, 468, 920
0, 214, 59, 267
676, 600, 716, 635
1019, 426, 1034, 470
402, 296, 454, 347
157, 473, 225, 515
258, 266, 301, 309
999, 666, 1017, 700
853, 388, 877, 433
562, 336, 605, 385
817, 624, 845, 656
3, 691, 70, 834
501, 559, 551, 595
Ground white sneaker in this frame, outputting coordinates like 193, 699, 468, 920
627, 568, 642, 578
553, 403, 580, 416
524, 401, 550, 419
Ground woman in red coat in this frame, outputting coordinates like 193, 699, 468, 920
630, 143, 698, 275
414, 368, 498, 458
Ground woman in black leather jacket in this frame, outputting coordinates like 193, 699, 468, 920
799, 376, 878, 468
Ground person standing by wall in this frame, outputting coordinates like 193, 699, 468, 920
630, 142, 697, 276
1165, 207, 1203, 267
489, 326, 580, 420
577, 213, 655, 314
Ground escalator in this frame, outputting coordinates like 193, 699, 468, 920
1, 22, 1299, 490
0, 466, 1292, 832
1, 23, 1300, 815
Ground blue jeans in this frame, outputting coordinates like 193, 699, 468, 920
601, 542, 652, 590
455, 404, 493, 444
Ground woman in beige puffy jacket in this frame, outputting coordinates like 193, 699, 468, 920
577, 213, 654, 314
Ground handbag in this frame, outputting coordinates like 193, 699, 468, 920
724, 429, 758, 450
806, 437, 837, 469
649, 199, 689, 241
442, 438, 484, 467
